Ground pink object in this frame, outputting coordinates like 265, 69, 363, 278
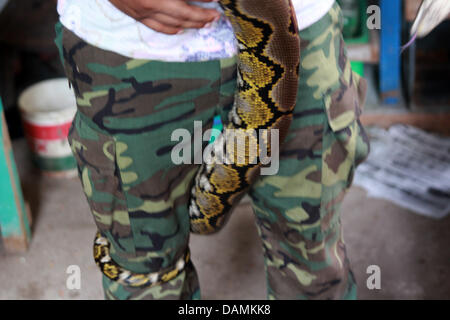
401, 32, 418, 54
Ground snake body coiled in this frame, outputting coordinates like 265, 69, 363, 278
93, 232, 191, 287
94, 0, 300, 286
189, 0, 300, 234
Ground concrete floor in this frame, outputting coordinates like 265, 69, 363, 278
1, 139, 449, 300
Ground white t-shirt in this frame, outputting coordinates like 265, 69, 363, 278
295, 0, 335, 30
57, 0, 334, 62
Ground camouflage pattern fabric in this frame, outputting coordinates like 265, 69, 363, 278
55, 1, 369, 300
55, 22, 237, 299
246, 3, 369, 299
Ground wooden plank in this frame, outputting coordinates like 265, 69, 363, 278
347, 29, 380, 64
361, 112, 450, 136
0, 98, 31, 252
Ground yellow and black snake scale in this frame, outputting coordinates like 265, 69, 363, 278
94, 0, 300, 287
189, 0, 300, 234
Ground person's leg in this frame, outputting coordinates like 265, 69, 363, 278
249, 3, 370, 300
55, 24, 237, 299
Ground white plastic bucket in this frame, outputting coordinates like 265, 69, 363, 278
18, 78, 77, 176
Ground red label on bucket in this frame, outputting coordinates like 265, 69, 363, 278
23, 121, 72, 140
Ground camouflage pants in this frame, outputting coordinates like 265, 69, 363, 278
55, 2, 369, 300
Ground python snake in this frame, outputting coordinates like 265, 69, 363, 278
189, 0, 300, 234
94, 0, 300, 286
94, 232, 191, 287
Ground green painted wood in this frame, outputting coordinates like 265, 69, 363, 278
0, 97, 31, 248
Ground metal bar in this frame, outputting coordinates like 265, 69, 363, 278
380, 0, 402, 104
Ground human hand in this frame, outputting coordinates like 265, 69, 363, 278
109, 0, 221, 34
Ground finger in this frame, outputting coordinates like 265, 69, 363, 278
139, 18, 183, 35
151, 12, 210, 29
165, 1, 221, 23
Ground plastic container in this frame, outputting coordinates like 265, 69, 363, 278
338, 0, 369, 77
338, 0, 369, 45
339, 0, 361, 39
18, 78, 77, 177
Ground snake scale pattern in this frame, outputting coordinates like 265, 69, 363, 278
94, 0, 300, 287
189, 0, 300, 234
